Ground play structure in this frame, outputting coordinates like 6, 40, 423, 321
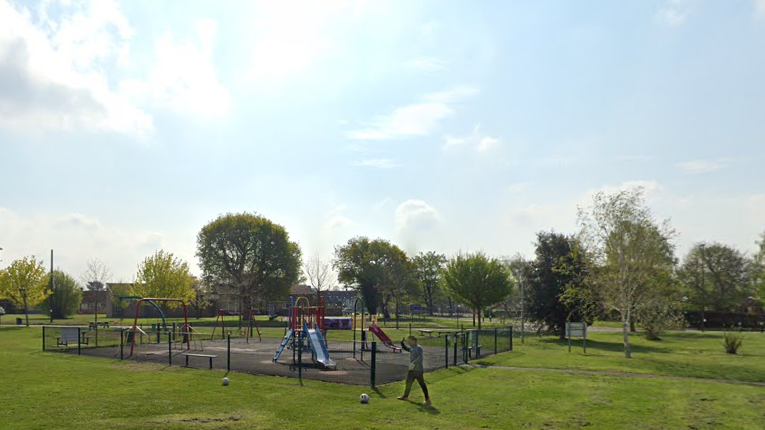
348, 297, 401, 354
127, 298, 191, 357
210, 309, 262, 342
272, 296, 337, 369
368, 322, 402, 353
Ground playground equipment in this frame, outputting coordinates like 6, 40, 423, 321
120, 296, 167, 330
368, 323, 402, 353
210, 309, 262, 342
128, 298, 191, 357
273, 296, 336, 369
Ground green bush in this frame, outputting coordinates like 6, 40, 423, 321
722, 332, 744, 355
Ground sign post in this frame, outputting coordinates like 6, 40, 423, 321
565, 322, 587, 353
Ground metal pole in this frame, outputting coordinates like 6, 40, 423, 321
77, 327, 81, 355
371, 341, 377, 389
168, 332, 172, 366
120, 329, 124, 360
227, 333, 231, 372
49, 250, 54, 323
520, 278, 525, 344
494, 328, 498, 355
453, 332, 458, 365
42, 326, 46, 351
444, 335, 449, 369
510, 326, 513, 351
298, 331, 303, 384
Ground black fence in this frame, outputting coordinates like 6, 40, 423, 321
42, 325, 513, 388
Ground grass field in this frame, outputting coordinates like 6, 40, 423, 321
2, 327, 765, 429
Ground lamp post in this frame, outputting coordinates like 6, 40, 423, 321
699, 243, 706, 332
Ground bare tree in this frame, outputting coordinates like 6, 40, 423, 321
304, 253, 336, 303
81, 258, 112, 323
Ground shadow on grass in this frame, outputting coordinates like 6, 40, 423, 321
412, 402, 440, 415
373, 388, 387, 399
534, 338, 672, 354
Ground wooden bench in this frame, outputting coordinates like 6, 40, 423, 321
417, 329, 435, 337
182, 353, 218, 369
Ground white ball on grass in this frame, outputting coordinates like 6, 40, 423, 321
359, 393, 369, 404
222, 377, 230, 386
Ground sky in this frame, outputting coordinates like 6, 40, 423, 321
1, 0, 764, 282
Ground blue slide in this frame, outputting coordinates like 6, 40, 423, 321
272, 329, 294, 362
304, 323, 337, 369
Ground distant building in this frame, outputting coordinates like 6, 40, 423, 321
79, 290, 108, 314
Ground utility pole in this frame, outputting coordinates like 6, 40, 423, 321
49, 249, 54, 323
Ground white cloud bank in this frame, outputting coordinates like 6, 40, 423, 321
443, 124, 501, 152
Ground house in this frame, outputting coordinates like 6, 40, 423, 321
79, 290, 108, 314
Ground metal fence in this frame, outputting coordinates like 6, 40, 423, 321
42, 325, 513, 388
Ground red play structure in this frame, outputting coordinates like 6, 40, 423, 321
210, 309, 262, 342
128, 298, 190, 356
289, 296, 326, 333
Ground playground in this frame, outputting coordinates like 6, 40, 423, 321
42, 296, 511, 387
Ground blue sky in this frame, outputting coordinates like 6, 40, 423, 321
1, 0, 764, 281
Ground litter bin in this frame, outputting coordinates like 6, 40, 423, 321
16, 318, 23, 325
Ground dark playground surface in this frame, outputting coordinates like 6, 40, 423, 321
73, 335, 447, 386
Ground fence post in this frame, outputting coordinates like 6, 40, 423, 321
509, 326, 513, 351
120, 329, 124, 360
227, 333, 231, 372
168, 332, 172, 366
371, 341, 377, 389
42, 326, 46, 352
453, 332, 458, 365
444, 335, 449, 369
77, 327, 82, 356
475, 331, 480, 359
95, 324, 98, 348
494, 328, 498, 355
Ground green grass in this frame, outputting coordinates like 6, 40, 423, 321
478, 330, 765, 383
2, 327, 765, 429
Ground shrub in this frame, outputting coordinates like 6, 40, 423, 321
723, 332, 744, 355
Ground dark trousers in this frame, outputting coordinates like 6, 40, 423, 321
403, 371, 429, 398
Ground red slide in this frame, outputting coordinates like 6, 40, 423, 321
368, 323, 401, 352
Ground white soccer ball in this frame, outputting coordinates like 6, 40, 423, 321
359, 393, 369, 404
222, 377, 230, 386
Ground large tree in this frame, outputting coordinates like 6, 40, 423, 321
755, 231, 765, 301
304, 253, 336, 304
578, 187, 676, 358
526, 232, 591, 339
378, 247, 415, 328
196, 213, 302, 310
442, 252, 513, 329
333, 237, 401, 315
412, 251, 446, 316
131, 250, 195, 305
680, 243, 753, 313
81, 258, 112, 323
0, 256, 49, 326
42, 270, 82, 319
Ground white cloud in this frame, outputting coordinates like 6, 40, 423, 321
0, 207, 165, 280
348, 86, 478, 140
656, 0, 692, 26
395, 200, 441, 233
508, 182, 532, 193
676, 158, 729, 174
443, 124, 501, 152
615, 155, 653, 162
121, 18, 230, 117
0, 0, 153, 135
406, 58, 447, 72
752, 0, 765, 18
325, 215, 353, 229
351, 158, 401, 169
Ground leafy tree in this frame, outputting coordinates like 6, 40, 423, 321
131, 250, 195, 305
680, 243, 753, 313
0, 256, 49, 326
196, 213, 302, 310
334, 237, 394, 315
304, 253, 336, 304
526, 232, 591, 339
578, 187, 676, 358
378, 247, 415, 328
41, 270, 82, 318
752, 231, 765, 301
412, 251, 447, 316
442, 252, 513, 329
637, 266, 684, 340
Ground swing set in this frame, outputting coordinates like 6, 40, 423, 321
210, 309, 262, 342
127, 298, 191, 357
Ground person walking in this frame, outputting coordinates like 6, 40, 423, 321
397, 336, 431, 403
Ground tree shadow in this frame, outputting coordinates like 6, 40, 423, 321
535, 338, 672, 354
373, 388, 387, 399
